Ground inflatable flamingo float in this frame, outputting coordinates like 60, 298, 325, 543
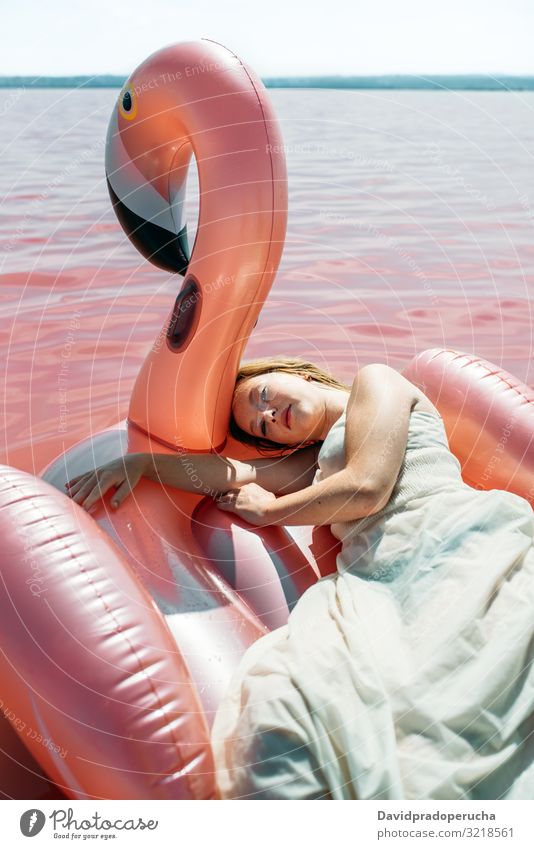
0, 40, 532, 801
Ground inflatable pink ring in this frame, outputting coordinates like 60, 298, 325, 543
0, 41, 532, 800
404, 348, 534, 498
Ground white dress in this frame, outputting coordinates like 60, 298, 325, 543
210, 407, 534, 800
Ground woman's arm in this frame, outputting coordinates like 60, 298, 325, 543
66, 443, 321, 510
143, 452, 253, 496
218, 364, 416, 526
144, 442, 320, 496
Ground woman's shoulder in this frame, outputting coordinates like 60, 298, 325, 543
354, 363, 440, 418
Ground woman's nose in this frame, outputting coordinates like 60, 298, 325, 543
261, 406, 276, 423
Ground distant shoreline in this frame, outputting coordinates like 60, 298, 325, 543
0, 74, 533, 91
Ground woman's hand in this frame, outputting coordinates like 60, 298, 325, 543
215, 482, 276, 526
64, 454, 147, 511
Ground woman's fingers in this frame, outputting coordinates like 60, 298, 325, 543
64, 457, 145, 511
215, 490, 237, 511
68, 477, 100, 507
110, 479, 134, 508
67, 477, 93, 502
111, 464, 147, 508
65, 473, 86, 488
65, 476, 91, 497
80, 476, 120, 510
67, 472, 117, 510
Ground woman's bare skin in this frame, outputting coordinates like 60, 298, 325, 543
66, 364, 439, 525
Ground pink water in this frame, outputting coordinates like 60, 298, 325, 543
1, 87, 533, 474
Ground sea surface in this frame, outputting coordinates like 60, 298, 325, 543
1, 87, 533, 473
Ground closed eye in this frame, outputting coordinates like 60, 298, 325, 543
260, 386, 267, 436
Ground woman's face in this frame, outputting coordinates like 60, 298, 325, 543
231, 371, 328, 446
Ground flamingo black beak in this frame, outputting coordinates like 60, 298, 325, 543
105, 102, 192, 276
106, 179, 190, 274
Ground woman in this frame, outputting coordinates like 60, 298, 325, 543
65, 358, 534, 800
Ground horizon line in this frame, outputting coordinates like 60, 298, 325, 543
0, 73, 533, 91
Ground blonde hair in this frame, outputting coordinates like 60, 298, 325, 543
229, 355, 351, 454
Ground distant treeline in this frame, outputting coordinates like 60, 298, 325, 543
0, 74, 533, 91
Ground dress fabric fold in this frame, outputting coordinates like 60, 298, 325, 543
211, 408, 534, 800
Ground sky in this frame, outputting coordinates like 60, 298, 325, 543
1, 0, 533, 77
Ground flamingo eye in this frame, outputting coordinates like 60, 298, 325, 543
119, 84, 137, 121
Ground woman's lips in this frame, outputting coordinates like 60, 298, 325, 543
285, 404, 291, 429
